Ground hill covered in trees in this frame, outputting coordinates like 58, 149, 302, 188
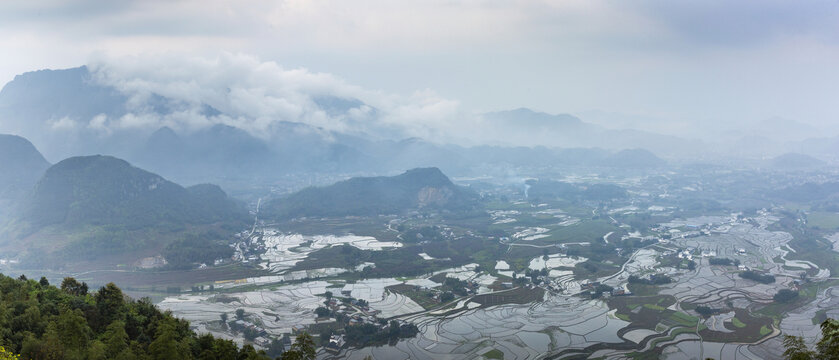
16, 155, 246, 231
263, 167, 479, 219
1, 155, 248, 268
0, 272, 319, 360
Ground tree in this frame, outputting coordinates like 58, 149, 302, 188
315, 307, 331, 318
209, 338, 239, 359
60, 277, 88, 296
774, 289, 800, 304
784, 335, 815, 360
0, 273, 276, 360
56, 308, 91, 355
103, 321, 129, 358
87, 340, 107, 360
784, 318, 839, 359
325, 291, 333, 300
816, 319, 839, 359
240, 344, 266, 360
39, 277, 49, 287
243, 327, 259, 341
95, 283, 126, 328
149, 319, 186, 360
280, 332, 315, 360
235, 308, 246, 320
695, 306, 717, 318
266, 339, 285, 359
0, 346, 19, 360
22, 323, 64, 360
389, 320, 400, 337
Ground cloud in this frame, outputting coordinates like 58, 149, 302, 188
49, 117, 77, 131
86, 53, 466, 142
87, 113, 110, 135
2, 1, 839, 137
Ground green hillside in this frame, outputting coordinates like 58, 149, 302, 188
2, 155, 247, 267
263, 167, 479, 219
18, 155, 245, 231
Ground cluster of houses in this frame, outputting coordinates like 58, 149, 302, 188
676, 248, 694, 261
673, 246, 717, 260
325, 296, 381, 324
232, 231, 265, 264
324, 334, 345, 354
580, 281, 632, 298
229, 318, 271, 347
610, 288, 631, 296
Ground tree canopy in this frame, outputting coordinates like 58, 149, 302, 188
784, 318, 839, 359
0, 273, 272, 359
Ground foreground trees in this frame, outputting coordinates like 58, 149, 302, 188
784, 318, 839, 359
0, 274, 273, 359
279, 333, 315, 360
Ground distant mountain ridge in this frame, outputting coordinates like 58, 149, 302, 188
480, 108, 702, 157
0, 134, 50, 198
132, 124, 277, 184
16, 155, 246, 232
769, 153, 825, 170
0, 66, 686, 178
602, 149, 666, 168
263, 167, 479, 219
0, 134, 51, 221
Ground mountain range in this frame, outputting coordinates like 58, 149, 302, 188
481, 108, 704, 157
0, 65, 834, 196
0, 66, 694, 187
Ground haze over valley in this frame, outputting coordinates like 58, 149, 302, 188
2, 1, 839, 360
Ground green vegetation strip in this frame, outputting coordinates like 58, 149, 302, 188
643, 303, 666, 311
759, 325, 772, 336
483, 349, 505, 359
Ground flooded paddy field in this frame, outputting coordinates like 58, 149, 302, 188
154, 209, 839, 359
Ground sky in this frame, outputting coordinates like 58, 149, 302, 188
1, 0, 839, 138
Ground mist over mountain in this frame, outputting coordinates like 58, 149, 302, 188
0, 67, 132, 160
1, 62, 833, 190
601, 149, 666, 169
0, 64, 701, 179
15, 155, 246, 232
749, 117, 821, 143
0, 134, 50, 198
525, 179, 628, 202
5, 2, 839, 359
768, 153, 826, 170
133, 124, 277, 185
262, 167, 479, 219
0, 134, 51, 221
480, 108, 704, 157
0, 155, 247, 268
